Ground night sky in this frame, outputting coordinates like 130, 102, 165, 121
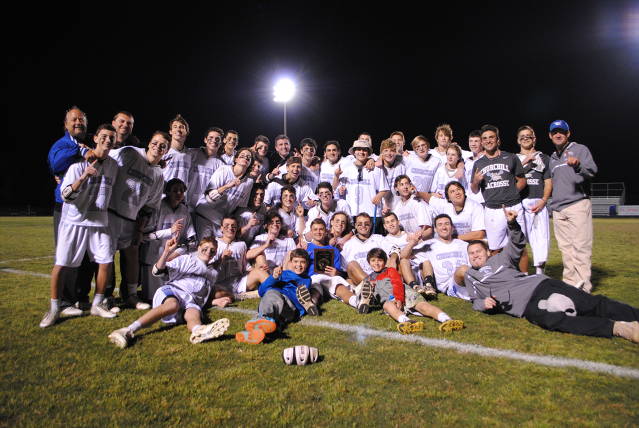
5, 1, 639, 212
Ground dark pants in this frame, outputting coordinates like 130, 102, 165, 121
523, 279, 639, 338
258, 289, 299, 325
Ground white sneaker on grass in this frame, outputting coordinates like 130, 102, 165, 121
190, 318, 230, 344
90, 303, 117, 318
108, 328, 134, 348
126, 296, 150, 310
39, 310, 60, 328
60, 306, 83, 317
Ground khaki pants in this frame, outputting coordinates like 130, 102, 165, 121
552, 199, 593, 291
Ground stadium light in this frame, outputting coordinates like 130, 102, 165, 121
273, 78, 296, 135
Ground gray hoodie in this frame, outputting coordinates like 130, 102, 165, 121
464, 220, 548, 317
549, 142, 597, 212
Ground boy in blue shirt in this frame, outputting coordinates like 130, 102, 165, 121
236, 249, 318, 344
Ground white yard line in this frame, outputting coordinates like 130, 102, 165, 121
0, 256, 53, 264
3, 268, 638, 380
219, 307, 639, 380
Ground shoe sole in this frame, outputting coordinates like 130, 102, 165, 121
358, 280, 373, 314
397, 321, 425, 334
245, 318, 277, 334
296, 285, 319, 316
108, 331, 130, 349
439, 319, 464, 332
191, 318, 230, 344
235, 329, 266, 344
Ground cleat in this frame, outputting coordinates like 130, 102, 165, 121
357, 279, 373, 314
90, 303, 117, 318
104, 297, 121, 314
245, 317, 277, 334
108, 328, 134, 349
235, 329, 266, 345
418, 281, 437, 300
39, 310, 60, 328
438, 319, 464, 332
190, 318, 230, 344
397, 320, 425, 335
296, 285, 319, 316
75, 300, 92, 311
126, 296, 151, 310
60, 306, 83, 317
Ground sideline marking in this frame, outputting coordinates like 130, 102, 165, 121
219, 307, 639, 380
4, 268, 639, 379
0, 256, 53, 265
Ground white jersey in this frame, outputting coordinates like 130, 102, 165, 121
142, 199, 195, 264
250, 233, 296, 270
337, 163, 388, 216
377, 159, 407, 209
393, 197, 432, 233
163, 147, 192, 187
464, 156, 485, 204
187, 148, 223, 210
196, 166, 254, 225
405, 154, 440, 193
428, 148, 448, 164
423, 238, 469, 295
163, 252, 218, 309
380, 231, 409, 256
220, 151, 235, 166
428, 197, 485, 237
319, 158, 345, 184
109, 146, 164, 221
341, 234, 386, 275
60, 157, 118, 227
303, 200, 351, 234
341, 153, 378, 170
236, 206, 267, 245
278, 207, 302, 236
264, 178, 315, 208
214, 238, 247, 283
430, 164, 468, 195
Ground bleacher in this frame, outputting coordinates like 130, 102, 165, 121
590, 183, 625, 216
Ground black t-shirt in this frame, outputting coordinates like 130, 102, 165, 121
518, 152, 550, 200
471, 151, 525, 208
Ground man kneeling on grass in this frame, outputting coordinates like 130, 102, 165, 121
365, 248, 464, 334
108, 237, 230, 348
236, 249, 319, 344
464, 208, 639, 344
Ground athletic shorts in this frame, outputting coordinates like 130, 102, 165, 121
484, 203, 525, 250
55, 222, 113, 267
152, 285, 202, 324
311, 273, 351, 298
107, 212, 136, 251
374, 281, 425, 309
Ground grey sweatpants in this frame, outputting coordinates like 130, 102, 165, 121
258, 289, 299, 324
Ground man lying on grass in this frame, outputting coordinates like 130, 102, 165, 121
236, 249, 319, 344
108, 237, 230, 348
365, 248, 464, 334
464, 208, 639, 344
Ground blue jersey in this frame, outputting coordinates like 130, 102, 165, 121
306, 243, 343, 276
258, 270, 312, 315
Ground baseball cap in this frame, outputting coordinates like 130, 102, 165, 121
348, 139, 372, 155
549, 120, 570, 132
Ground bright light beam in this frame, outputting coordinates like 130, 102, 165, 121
273, 78, 296, 103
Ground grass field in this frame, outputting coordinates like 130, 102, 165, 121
1, 217, 638, 427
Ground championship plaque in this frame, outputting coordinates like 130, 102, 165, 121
314, 248, 335, 273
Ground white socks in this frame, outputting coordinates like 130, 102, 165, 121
127, 321, 142, 333
398, 314, 410, 323
50, 299, 59, 312
92, 293, 104, 307
348, 296, 358, 308
437, 312, 452, 323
